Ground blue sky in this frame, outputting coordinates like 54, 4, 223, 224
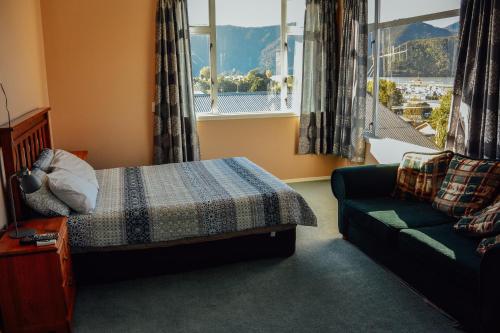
189, 0, 460, 28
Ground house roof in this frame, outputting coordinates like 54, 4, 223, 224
365, 95, 438, 150
194, 92, 293, 114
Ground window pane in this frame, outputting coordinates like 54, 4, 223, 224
366, 22, 376, 132
288, 0, 306, 28
191, 34, 211, 113
368, 0, 375, 24
287, 34, 303, 111
215, 0, 282, 113
374, 15, 459, 149
380, 0, 459, 23
187, 0, 209, 26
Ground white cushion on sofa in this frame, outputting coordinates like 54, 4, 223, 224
51, 149, 99, 189
48, 169, 98, 214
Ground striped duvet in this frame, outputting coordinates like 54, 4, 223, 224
68, 157, 317, 250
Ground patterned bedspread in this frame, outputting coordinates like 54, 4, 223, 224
68, 157, 317, 250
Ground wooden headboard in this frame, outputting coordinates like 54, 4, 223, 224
0, 107, 52, 222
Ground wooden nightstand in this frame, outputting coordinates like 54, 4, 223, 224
0, 217, 75, 333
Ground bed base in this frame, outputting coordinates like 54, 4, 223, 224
73, 227, 296, 284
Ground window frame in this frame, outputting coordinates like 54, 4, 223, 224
189, 0, 303, 117
368, 0, 460, 136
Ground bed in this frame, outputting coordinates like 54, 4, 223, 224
68, 157, 316, 252
0, 108, 317, 279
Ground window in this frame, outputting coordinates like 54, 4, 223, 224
367, 0, 460, 150
188, 0, 305, 115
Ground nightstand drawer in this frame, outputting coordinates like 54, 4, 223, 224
0, 217, 74, 333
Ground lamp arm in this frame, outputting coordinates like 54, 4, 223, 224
8, 173, 19, 235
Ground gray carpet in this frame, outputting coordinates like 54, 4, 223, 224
74, 180, 459, 332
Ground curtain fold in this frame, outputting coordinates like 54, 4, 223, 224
298, 0, 338, 155
446, 0, 500, 159
298, 0, 367, 163
154, 0, 200, 164
334, 0, 367, 162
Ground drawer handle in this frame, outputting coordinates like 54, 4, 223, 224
63, 256, 69, 261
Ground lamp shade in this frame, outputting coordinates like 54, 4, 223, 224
20, 170, 42, 194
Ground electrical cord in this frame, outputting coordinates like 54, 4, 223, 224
0, 82, 12, 130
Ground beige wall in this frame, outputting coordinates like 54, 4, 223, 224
40, 0, 349, 179
198, 116, 348, 180
0, 0, 48, 121
0, 0, 49, 230
41, 0, 156, 169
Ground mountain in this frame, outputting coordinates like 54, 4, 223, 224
191, 25, 298, 77
192, 21, 457, 78
445, 22, 460, 33
389, 22, 454, 45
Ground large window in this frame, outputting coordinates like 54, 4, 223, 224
188, 0, 305, 115
367, 0, 460, 149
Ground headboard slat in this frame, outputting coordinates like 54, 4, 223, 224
0, 107, 52, 221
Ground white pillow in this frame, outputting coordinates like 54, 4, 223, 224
51, 149, 99, 189
48, 169, 98, 214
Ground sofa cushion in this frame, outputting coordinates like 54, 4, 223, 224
454, 198, 500, 238
477, 234, 500, 256
432, 155, 500, 218
344, 197, 455, 244
393, 151, 454, 202
398, 224, 481, 287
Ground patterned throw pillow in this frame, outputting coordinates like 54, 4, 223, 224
24, 168, 71, 217
454, 198, 500, 237
477, 234, 500, 256
432, 155, 500, 218
393, 151, 454, 202
32, 148, 54, 172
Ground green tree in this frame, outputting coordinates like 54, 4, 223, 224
199, 66, 211, 80
217, 76, 238, 93
249, 77, 267, 92
430, 90, 452, 148
367, 79, 405, 110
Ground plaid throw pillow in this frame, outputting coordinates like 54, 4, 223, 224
454, 197, 500, 237
393, 151, 454, 202
432, 155, 500, 218
477, 234, 500, 256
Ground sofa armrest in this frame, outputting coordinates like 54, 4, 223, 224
479, 244, 500, 332
331, 164, 399, 202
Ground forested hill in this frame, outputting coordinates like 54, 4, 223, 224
191, 21, 458, 77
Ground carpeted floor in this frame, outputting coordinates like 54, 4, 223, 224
73, 180, 460, 332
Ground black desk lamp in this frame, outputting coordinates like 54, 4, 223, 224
8, 168, 42, 238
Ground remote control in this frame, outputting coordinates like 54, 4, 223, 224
33, 233, 59, 242
36, 239, 57, 247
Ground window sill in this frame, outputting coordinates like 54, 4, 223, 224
364, 135, 438, 164
196, 111, 299, 121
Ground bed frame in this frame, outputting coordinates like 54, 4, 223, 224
0, 108, 296, 282
0, 107, 52, 221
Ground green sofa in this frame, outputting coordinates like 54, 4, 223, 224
331, 164, 500, 332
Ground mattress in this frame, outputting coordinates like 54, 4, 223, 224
68, 157, 317, 251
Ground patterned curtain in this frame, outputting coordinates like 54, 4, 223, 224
298, 0, 337, 155
298, 0, 367, 163
154, 0, 200, 164
334, 0, 367, 162
446, 0, 500, 159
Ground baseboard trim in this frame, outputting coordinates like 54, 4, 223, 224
283, 176, 331, 184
